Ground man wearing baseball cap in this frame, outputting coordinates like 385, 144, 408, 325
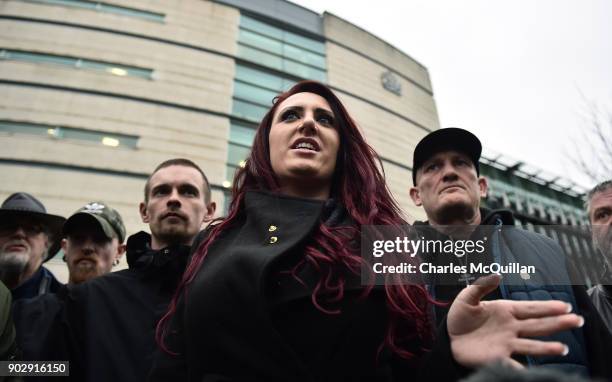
62, 201, 126, 285
0, 192, 65, 300
409, 127, 612, 378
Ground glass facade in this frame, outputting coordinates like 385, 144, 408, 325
224, 14, 328, 210
21, 0, 165, 23
0, 49, 154, 79
232, 63, 297, 123
237, 15, 326, 82
0, 121, 139, 149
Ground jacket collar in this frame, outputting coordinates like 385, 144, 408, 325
243, 190, 326, 225
11, 266, 58, 299
414, 207, 515, 227
414, 207, 515, 240
126, 231, 191, 273
480, 207, 515, 225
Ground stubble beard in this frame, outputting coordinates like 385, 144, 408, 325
155, 224, 193, 248
433, 201, 477, 226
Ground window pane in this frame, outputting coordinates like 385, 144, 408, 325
241, 15, 283, 41
226, 165, 239, 183
79, 61, 152, 79
283, 60, 326, 82
239, 29, 282, 55
281, 78, 296, 91
284, 31, 326, 54
235, 65, 285, 91
227, 143, 251, 166
237, 45, 282, 71
283, 44, 326, 69
28, 0, 165, 23
0, 121, 138, 148
233, 81, 277, 107
3, 50, 75, 66
1, 49, 153, 79
232, 99, 267, 122
229, 124, 256, 146
0, 121, 50, 137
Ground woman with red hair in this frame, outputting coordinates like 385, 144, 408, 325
151, 81, 582, 381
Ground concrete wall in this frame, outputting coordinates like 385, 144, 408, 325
323, 13, 438, 220
0, 0, 239, 206
0, 0, 241, 277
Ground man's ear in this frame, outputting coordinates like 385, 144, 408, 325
478, 176, 489, 198
116, 243, 127, 259
204, 202, 216, 223
409, 187, 423, 207
139, 202, 149, 223
43, 233, 50, 250
60, 238, 67, 252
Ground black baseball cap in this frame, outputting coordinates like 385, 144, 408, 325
412, 128, 482, 185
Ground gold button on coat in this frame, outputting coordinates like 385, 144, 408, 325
268, 225, 277, 232
269, 236, 278, 244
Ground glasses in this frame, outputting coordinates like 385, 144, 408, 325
0, 219, 47, 237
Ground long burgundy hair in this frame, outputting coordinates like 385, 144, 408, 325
157, 81, 434, 359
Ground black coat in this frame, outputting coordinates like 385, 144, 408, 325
13, 231, 190, 382
150, 191, 459, 382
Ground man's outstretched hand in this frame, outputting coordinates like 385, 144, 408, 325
448, 274, 584, 369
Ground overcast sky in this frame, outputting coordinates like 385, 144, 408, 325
291, 0, 612, 189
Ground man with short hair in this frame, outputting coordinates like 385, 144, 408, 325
14, 158, 216, 382
62, 202, 126, 285
0, 193, 65, 300
140, 158, 214, 250
409, 128, 612, 378
585, 180, 612, 333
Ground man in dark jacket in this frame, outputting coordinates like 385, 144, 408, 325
13, 158, 216, 381
0, 193, 65, 300
408, 128, 612, 379
585, 180, 612, 334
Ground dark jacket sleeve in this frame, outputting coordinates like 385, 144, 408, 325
12, 286, 86, 380
149, 228, 216, 381
148, 295, 188, 381
0, 281, 17, 361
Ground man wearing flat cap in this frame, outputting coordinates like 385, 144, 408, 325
62, 201, 126, 285
409, 128, 612, 379
0, 192, 65, 300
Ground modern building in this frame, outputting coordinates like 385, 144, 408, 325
0, 0, 597, 284
0, 0, 439, 280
